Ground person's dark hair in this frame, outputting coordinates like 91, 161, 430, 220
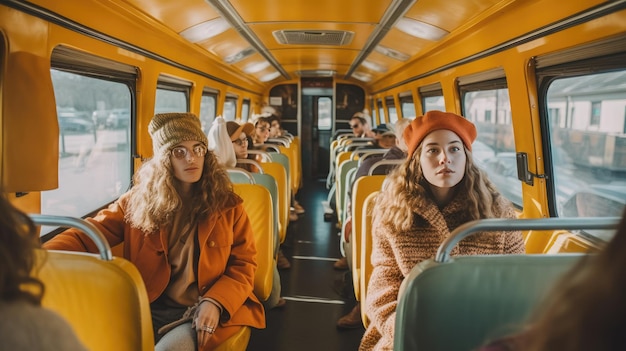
267, 114, 280, 125
522, 207, 626, 351
0, 193, 44, 305
351, 115, 367, 126
255, 116, 271, 127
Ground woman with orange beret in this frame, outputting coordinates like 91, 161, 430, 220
360, 110, 525, 351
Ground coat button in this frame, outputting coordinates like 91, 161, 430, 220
209, 241, 216, 247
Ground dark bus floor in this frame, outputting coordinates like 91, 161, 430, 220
248, 178, 365, 351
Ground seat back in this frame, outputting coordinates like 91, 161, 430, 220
260, 162, 289, 243
359, 190, 379, 327
335, 158, 358, 223
277, 144, 297, 196
229, 167, 280, 255
394, 254, 583, 351
232, 183, 274, 301
269, 152, 291, 196
350, 175, 385, 299
35, 250, 154, 351
291, 136, 302, 191
394, 217, 620, 351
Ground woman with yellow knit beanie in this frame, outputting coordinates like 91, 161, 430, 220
44, 113, 265, 351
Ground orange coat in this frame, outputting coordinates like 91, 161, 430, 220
43, 192, 265, 331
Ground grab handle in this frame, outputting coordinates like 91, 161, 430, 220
436, 217, 620, 263
30, 214, 113, 261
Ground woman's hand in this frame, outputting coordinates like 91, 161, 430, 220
195, 300, 221, 348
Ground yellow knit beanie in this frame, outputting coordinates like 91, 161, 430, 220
148, 113, 208, 156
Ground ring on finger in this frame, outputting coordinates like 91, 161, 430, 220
201, 325, 215, 334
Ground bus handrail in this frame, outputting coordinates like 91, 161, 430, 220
267, 138, 289, 147
368, 159, 403, 176
227, 168, 256, 184
247, 149, 273, 162
436, 217, 621, 263
236, 159, 265, 174
30, 214, 113, 261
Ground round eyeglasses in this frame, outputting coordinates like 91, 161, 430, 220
170, 145, 207, 159
232, 138, 248, 146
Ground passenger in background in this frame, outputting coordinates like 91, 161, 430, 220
360, 111, 525, 350
253, 116, 271, 146
44, 113, 265, 351
350, 112, 375, 138
267, 114, 285, 138
208, 117, 258, 171
209, 117, 287, 311
209, 117, 289, 309
477, 207, 626, 351
265, 114, 305, 216
0, 192, 87, 351
366, 123, 398, 150
335, 118, 411, 330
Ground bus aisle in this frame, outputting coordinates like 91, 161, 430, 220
248, 178, 364, 351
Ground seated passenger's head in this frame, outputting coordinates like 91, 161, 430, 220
267, 115, 282, 138
226, 121, 254, 159
372, 124, 396, 148
254, 117, 271, 144
394, 118, 413, 152
350, 112, 371, 136
403, 110, 476, 189
149, 113, 209, 185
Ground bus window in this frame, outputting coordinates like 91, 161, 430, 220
546, 70, 626, 226
385, 96, 398, 123
377, 99, 384, 124
423, 95, 444, 113
241, 99, 251, 121
155, 83, 188, 114
419, 83, 444, 113
318, 97, 332, 130
200, 91, 217, 134
462, 82, 519, 208
399, 93, 416, 119
224, 96, 237, 121
43, 69, 133, 232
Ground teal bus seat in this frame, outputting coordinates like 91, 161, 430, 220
395, 254, 583, 351
394, 217, 620, 351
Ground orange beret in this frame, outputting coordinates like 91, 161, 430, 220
403, 110, 477, 158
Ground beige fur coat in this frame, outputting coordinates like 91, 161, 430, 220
359, 193, 525, 351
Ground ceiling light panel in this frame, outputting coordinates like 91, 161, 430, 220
395, 17, 449, 41
362, 60, 388, 73
259, 71, 281, 82
224, 47, 256, 64
243, 61, 271, 73
375, 45, 410, 61
180, 18, 230, 43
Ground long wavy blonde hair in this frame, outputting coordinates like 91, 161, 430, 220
376, 144, 501, 232
125, 149, 233, 233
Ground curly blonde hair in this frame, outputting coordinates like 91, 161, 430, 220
125, 149, 233, 233
375, 145, 501, 231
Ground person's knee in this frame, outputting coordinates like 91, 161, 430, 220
155, 322, 196, 351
